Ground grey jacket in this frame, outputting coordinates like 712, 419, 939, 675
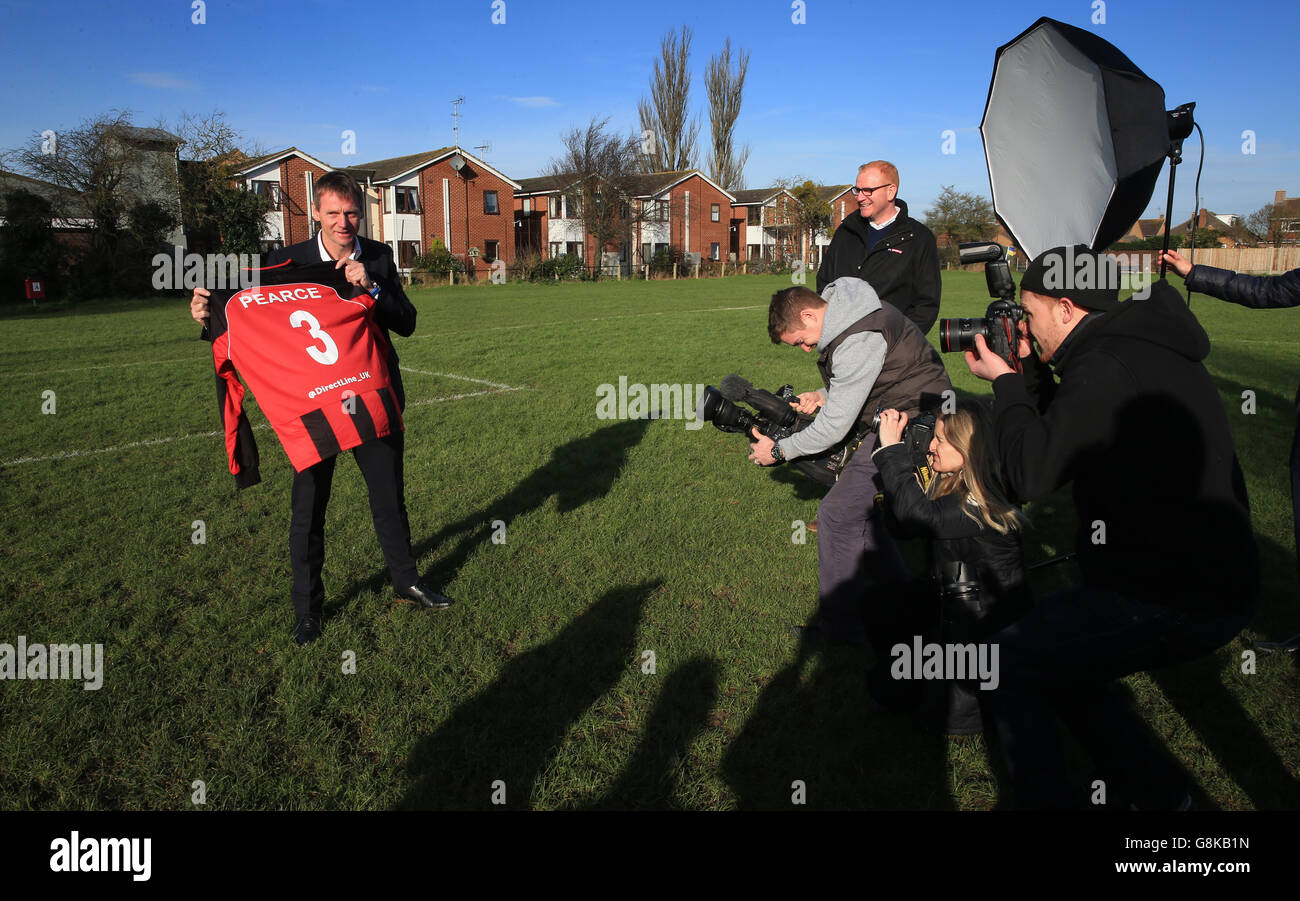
778, 277, 889, 459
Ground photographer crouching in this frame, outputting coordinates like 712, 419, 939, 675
964, 245, 1258, 809
749, 278, 950, 652
874, 402, 1031, 734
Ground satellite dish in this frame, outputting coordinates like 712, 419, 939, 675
980, 17, 1171, 259
449, 153, 466, 172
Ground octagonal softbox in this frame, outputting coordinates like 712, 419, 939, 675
980, 17, 1170, 259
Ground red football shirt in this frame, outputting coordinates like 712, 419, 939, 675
206, 261, 404, 484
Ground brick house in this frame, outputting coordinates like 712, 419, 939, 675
1269, 190, 1300, 244
234, 147, 332, 251
1169, 209, 1260, 247
347, 147, 521, 275
513, 169, 736, 271
731, 187, 802, 262
237, 146, 520, 275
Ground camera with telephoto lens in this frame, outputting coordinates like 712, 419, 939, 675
696, 375, 872, 486
938, 242, 1025, 372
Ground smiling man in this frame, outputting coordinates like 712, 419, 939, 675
964, 244, 1257, 808
816, 160, 941, 335
190, 171, 451, 645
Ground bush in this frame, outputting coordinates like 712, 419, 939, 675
650, 246, 682, 276
512, 252, 545, 282
412, 237, 464, 275
537, 253, 586, 281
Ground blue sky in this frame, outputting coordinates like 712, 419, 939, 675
1, 0, 1297, 222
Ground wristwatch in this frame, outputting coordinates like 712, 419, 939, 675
770, 441, 786, 464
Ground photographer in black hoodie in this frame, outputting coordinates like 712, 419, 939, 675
964, 245, 1258, 809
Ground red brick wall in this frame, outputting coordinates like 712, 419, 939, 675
410, 159, 516, 276
664, 175, 732, 260
513, 192, 551, 259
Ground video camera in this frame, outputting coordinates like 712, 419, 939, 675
696, 375, 871, 486
938, 242, 1025, 372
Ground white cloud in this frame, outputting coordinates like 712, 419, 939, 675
506, 96, 559, 108
127, 72, 197, 91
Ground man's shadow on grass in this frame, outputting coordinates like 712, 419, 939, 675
722, 635, 959, 810
397, 580, 658, 810
417, 418, 652, 589
331, 419, 651, 613
586, 656, 720, 810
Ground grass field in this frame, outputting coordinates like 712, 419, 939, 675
1, 270, 1297, 810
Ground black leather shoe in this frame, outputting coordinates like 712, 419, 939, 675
397, 582, 454, 610
294, 617, 321, 646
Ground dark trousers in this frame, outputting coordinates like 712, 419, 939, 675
980, 585, 1251, 808
289, 432, 418, 622
816, 434, 910, 647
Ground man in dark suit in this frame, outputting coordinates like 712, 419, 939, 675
191, 170, 452, 645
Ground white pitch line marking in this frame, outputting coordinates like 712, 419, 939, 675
398, 367, 520, 390
0, 387, 529, 467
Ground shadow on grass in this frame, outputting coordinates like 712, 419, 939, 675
329, 419, 652, 615
586, 656, 720, 810
397, 579, 658, 810
418, 418, 652, 589
721, 637, 956, 809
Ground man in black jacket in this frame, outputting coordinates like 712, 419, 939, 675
815, 160, 941, 335
190, 170, 451, 645
965, 245, 1258, 808
1163, 248, 1299, 651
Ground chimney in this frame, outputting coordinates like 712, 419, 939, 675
1277, 190, 1287, 206
1198, 208, 1208, 227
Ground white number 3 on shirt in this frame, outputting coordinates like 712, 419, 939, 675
289, 309, 340, 366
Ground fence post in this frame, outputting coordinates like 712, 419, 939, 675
672, 263, 677, 280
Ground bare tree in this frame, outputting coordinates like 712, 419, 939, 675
704, 38, 749, 191
172, 110, 268, 254
12, 110, 146, 252
774, 177, 831, 263
638, 25, 700, 173
548, 116, 643, 279
1244, 202, 1279, 246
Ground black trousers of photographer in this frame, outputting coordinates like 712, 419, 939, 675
816, 433, 913, 648
980, 585, 1251, 808
289, 431, 420, 623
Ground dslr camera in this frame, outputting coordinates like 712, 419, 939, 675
938, 242, 1025, 372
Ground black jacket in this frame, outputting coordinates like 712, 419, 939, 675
1185, 263, 1300, 311
268, 236, 416, 409
815, 199, 941, 335
874, 442, 1031, 638
1186, 263, 1300, 412
991, 279, 1257, 614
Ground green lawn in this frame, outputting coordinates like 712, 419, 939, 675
0, 270, 1296, 810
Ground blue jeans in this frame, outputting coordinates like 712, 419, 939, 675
981, 585, 1252, 808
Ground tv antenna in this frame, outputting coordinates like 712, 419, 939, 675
474, 141, 492, 159
450, 97, 465, 148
